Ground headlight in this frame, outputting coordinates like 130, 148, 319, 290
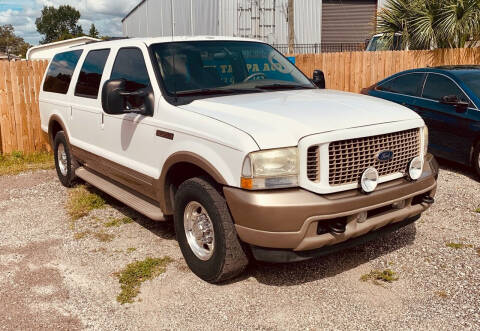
423, 125, 429, 155
241, 147, 298, 190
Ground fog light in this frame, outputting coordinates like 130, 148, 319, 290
356, 211, 368, 223
360, 167, 379, 193
392, 200, 406, 209
408, 156, 423, 180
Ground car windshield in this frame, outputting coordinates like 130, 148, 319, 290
150, 41, 314, 96
455, 71, 480, 99
367, 35, 402, 51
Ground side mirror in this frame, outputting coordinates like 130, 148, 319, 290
439, 95, 468, 113
312, 70, 325, 89
101, 79, 154, 115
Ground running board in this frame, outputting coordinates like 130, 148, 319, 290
75, 167, 165, 221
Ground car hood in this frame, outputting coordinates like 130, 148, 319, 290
179, 89, 423, 149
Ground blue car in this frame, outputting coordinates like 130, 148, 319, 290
363, 66, 480, 178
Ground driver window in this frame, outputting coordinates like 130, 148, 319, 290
110, 47, 152, 111
422, 74, 469, 104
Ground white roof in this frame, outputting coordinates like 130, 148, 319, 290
65, 36, 266, 52
26, 36, 101, 60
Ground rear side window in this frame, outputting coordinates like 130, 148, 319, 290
376, 73, 425, 96
43, 50, 83, 94
422, 74, 469, 103
75, 49, 110, 98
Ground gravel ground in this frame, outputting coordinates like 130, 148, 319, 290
0, 161, 479, 330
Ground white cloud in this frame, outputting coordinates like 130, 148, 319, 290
0, 0, 139, 45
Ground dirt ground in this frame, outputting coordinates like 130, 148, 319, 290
0, 161, 479, 330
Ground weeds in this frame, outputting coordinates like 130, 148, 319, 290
115, 257, 172, 304
475, 207, 480, 213
0, 151, 54, 176
67, 185, 105, 220
445, 242, 473, 249
360, 269, 399, 285
127, 247, 137, 253
93, 231, 115, 242
104, 216, 134, 227
436, 290, 448, 298
73, 231, 89, 240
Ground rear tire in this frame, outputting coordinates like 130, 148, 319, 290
473, 141, 480, 179
54, 131, 78, 187
173, 177, 248, 283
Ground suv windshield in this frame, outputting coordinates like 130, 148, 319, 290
150, 41, 314, 97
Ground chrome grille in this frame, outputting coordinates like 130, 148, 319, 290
327, 128, 421, 186
307, 145, 320, 182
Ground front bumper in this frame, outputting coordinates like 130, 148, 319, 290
224, 154, 438, 256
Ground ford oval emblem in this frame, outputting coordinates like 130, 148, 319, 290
377, 150, 394, 162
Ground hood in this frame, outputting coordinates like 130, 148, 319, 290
179, 89, 423, 149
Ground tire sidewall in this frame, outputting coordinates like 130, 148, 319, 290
54, 132, 74, 187
473, 142, 480, 178
174, 180, 227, 282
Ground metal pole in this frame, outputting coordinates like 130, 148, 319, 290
288, 0, 294, 54
190, 0, 194, 36
171, 0, 175, 38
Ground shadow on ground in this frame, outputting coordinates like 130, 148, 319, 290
80, 180, 418, 287
437, 157, 477, 181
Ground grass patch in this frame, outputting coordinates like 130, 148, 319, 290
475, 207, 480, 213
104, 216, 134, 227
93, 231, 114, 242
67, 185, 105, 220
0, 151, 54, 176
445, 242, 473, 249
360, 269, 399, 284
115, 257, 172, 304
73, 231, 89, 240
436, 290, 448, 298
127, 247, 137, 253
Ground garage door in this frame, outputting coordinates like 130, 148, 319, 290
322, 0, 377, 44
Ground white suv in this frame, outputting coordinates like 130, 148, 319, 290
39, 36, 437, 282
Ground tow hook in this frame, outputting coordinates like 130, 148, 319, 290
422, 196, 435, 204
328, 220, 347, 234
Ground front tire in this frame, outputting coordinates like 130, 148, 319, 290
173, 177, 248, 283
54, 131, 78, 187
473, 141, 480, 179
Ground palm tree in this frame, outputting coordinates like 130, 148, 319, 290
376, 0, 480, 50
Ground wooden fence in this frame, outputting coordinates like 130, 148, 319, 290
1, 47, 480, 154
294, 47, 480, 93
0, 60, 49, 155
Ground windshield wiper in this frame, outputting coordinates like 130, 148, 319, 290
174, 87, 260, 97
254, 83, 314, 90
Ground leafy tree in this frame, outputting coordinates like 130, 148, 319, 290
35, 5, 84, 44
377, 0, 480, 50
0, 24, 31, 59
89, 24, 100, 38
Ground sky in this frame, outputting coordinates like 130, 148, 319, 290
0, 0, 139, 45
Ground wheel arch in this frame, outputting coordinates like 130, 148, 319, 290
48, 114, 69, 148
157, 152, 228, 215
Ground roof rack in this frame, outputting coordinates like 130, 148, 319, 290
85, 37, 130, 45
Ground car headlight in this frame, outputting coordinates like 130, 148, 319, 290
241, 147, 298, 190
423, 125, 429, 155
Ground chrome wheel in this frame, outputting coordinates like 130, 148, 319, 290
57, 143, 68, 176
184, 201, 215, 261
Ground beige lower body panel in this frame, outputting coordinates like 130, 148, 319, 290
235, 202, 429, 251
227, 170, 437, 251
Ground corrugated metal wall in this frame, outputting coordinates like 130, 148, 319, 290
123, 0, 322, 44
321, 0, 377, 43
122, 0, 377, 45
